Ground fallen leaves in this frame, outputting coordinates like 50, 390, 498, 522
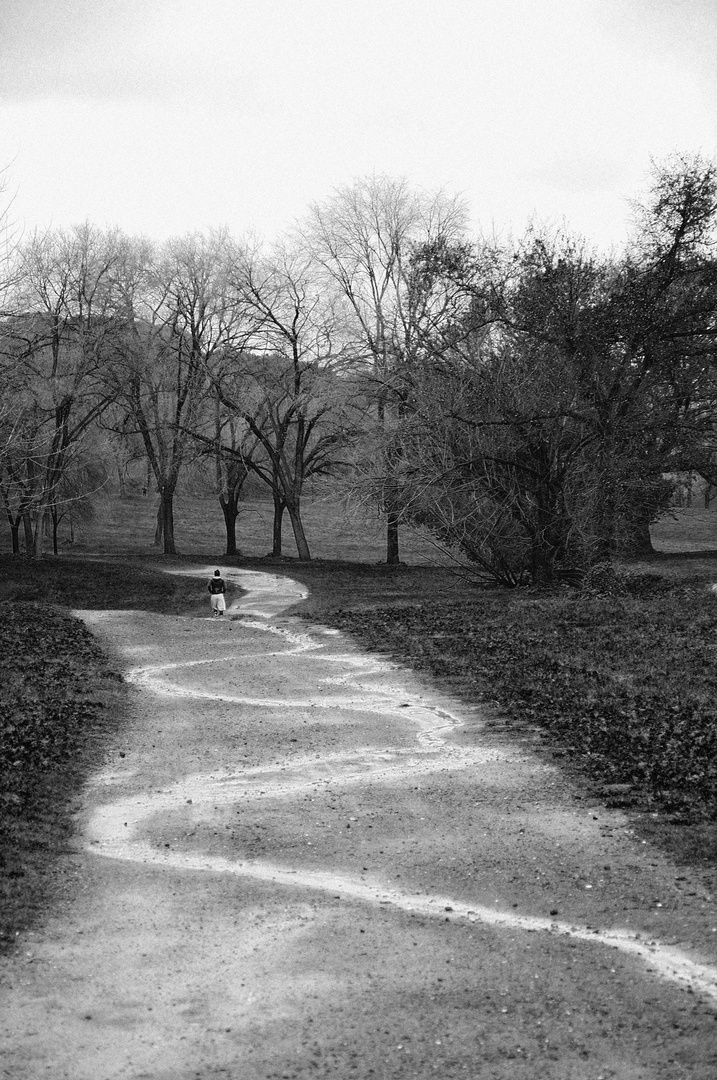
316, 582, 717, 820
0, 600, 125, 948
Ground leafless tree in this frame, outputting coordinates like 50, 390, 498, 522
1, 224, 122, 555
386, 156, 717, 583
217, 240, 359, 560
110, 231, 242, 554
302, 175, 467, 562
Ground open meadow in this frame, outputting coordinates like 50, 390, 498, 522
34, 492, 447, 564
2, 496, 717, 950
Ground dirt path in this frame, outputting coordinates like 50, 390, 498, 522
2, 566, 717, 1079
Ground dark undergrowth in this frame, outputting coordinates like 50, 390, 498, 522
0, 602, 126, 950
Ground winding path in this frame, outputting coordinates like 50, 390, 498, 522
2, 567, 717, 1079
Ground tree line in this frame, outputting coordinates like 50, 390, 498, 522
1, 155, 716, 581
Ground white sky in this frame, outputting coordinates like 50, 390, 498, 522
0, 0, 715, 252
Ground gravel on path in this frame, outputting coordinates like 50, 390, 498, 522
2, 566, 717, 1079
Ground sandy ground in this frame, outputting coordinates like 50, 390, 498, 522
2, 566, 717, 1079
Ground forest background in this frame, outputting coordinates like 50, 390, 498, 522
2, 154, 717, 580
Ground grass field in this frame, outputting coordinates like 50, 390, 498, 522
18, 492, 447, 564
4, 490, 715, 565
2, 497, 717, 949
652, 507, 717, 552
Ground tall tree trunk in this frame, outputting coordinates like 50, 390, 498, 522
161, 492, 176, 555
630, 516, 654, 555
271, 491, 285, 557
386, 512, 400, 565
593, 467, 618, 563
31, 509, 49, 558
22, 513, 34, 556
154, 491, 177, 554
531, 471, 559, 581
531, 536, 555, 585
154, 502, 163, 547
287, 502, 311, 561
3, 504, 21, 555
619, 508, 654, 556
384, 442, 399, 565
220, 495, 239, 557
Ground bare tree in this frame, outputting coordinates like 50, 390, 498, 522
186, 384, 258, 556
217, 240, 358, 560
388, 156, 717, 584
389, 314, 597, 584
111, 231, 241, 554
302, 175, 467, 563
1, 224, 122, 555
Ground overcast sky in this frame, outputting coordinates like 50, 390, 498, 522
0, 0, 715, 251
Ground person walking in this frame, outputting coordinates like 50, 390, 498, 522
208, 570, 226, 616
